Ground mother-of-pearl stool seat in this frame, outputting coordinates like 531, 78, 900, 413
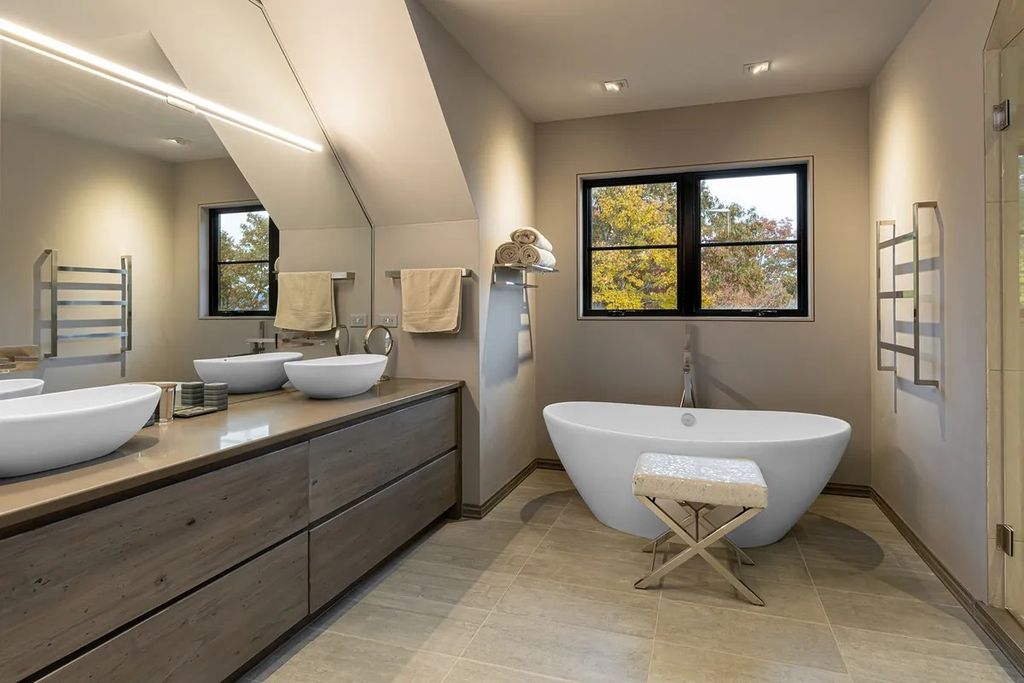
632, 452, 768, 605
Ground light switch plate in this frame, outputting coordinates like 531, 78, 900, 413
379, 313, 399, 328
349, 313, 367, 328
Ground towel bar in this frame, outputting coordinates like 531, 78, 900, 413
273, 271, 355, 281
385, 269, 473, 279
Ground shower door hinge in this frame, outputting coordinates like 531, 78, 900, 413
998, 523, 1015, 556
994, 100, 1011, 131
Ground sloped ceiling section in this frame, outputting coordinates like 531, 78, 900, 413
262, 0, 476, 227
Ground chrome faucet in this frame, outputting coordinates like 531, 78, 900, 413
245, 321, 276, 354
680, 330, 698, 408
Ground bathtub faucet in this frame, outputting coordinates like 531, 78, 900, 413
680, 350, 697, 408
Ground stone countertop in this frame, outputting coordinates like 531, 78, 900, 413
0, 378, 461, 535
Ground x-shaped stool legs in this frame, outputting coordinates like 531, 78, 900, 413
641, 504, 755, 567
634, 496, 765, 606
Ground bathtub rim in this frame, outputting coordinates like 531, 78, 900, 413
543, 400, 851, 447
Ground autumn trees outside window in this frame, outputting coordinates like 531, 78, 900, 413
581, 162, 809, 318
208, 204, 279, 317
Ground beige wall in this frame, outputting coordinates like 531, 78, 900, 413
869, 0, 996, 598
535, 88, 872, 484
408, 0, 538, 502
373, 219, 483, 501
0, 119, 175, 391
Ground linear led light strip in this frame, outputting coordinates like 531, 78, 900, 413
0, 17, 323, 153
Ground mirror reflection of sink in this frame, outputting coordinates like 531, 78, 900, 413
0, 383, 161, 477
194, 352, 304, 394
0, 378, 44, 400
284, 355, 388, 399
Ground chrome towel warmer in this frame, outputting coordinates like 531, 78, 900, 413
875, 201, 939, 388
43, 249, 132, 360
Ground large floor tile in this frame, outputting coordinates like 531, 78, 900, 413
444, 659, 573, 682
805, 558, 958, 606
648, 640, 851, 683
488, 486, 573, 526
833, 626, 1022, 683
519, 547, 652, 592
798, 533, 930, 574
314, 597, 487, 656
658, 567, 827, 622
424, 518, 549, 554
244, 629, 456, 683
656, 601, 847, 673
462, 611, 652, 683
494, 575, 659, 638
404, 541, 532, 582
357, 565, 513, 610
818, 588, 994, 647
538, 524, 648, 559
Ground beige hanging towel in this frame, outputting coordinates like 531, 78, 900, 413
274, 272, 336, 332
400, 268, 463, 334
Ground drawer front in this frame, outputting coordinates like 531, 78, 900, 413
309, 450, 458, 611
0, 443, 309, 681
309, 392, 457, 519
41, 534, 308, 683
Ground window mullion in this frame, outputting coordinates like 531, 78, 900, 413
680, 172, 697, 316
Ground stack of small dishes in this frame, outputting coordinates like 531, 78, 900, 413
180, 381, 205, 407
204, 382, 228, 411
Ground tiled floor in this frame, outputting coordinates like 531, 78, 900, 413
244, 470, 1021, 682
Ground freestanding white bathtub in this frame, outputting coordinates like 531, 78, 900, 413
543, 402, 851, 547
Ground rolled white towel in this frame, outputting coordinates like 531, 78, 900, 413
510, 227, 553, 252
495, 242, 522, 265
519, 245, 556, 268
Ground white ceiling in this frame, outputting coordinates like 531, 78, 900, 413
419, 0, 931, 122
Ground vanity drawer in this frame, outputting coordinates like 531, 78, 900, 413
309, 449, 458, 611
0, 443, 308, 682
40, 534, 308, 683
309, 392, 457, 519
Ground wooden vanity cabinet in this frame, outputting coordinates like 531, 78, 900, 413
3, 388, 460, 682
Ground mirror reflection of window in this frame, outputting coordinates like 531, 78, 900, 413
208, 205, 279, 316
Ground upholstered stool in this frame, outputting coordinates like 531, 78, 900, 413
632, 452, 768, 606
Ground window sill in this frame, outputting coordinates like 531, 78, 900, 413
199, 315, 276, 321
577, 314, 815, 322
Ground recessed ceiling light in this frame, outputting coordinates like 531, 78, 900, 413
166, 137, 193, 146
602, 79, 628, 93
744, 61, 772, 75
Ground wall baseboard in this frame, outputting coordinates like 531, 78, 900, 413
871, 490, 1024, 678
462, 460, 539, 519
821, 482, 872, 498
534, 458, 565, 471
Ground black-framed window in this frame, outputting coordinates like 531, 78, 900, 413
208, 204, 279, 317
581, 162, 809, 318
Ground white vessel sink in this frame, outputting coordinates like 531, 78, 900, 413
0, 378, 44, 400
0, 383, 161, 477
284, 354, 387, 399
193, 351, 303, 394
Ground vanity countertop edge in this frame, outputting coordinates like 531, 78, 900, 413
0, 377, 462, 535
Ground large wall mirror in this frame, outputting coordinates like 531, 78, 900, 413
0, 0, 371, 392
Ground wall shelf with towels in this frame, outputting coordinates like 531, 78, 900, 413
42, 248, 132, 367
492, 263, 558, 288
875, 201, 939, 389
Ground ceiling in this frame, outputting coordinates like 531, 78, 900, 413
419, 0, 931, 122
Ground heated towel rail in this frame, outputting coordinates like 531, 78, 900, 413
875, 201, 939, 388
43, 249, 132, 361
